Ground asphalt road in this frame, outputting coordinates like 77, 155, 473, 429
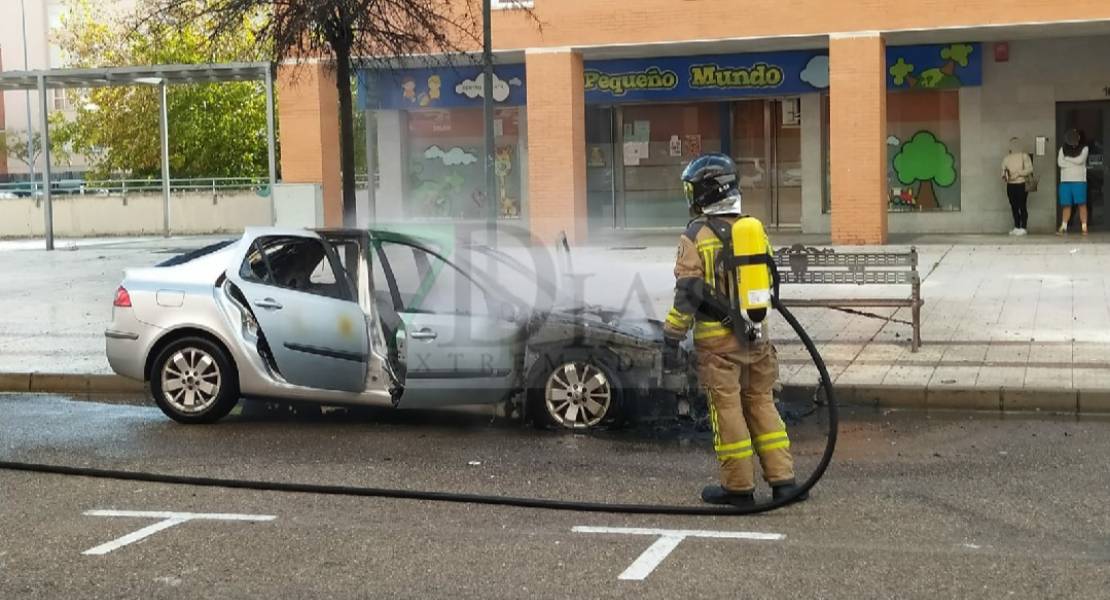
2, 394, 1109, 599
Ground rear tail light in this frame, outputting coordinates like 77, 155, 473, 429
113, 286, 132, 308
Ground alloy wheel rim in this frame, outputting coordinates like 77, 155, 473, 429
544, 361, 611, 428
161, 348, 222, 414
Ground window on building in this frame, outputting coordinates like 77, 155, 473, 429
886, 90, 961, 212
50, 89, 74, 111
406, 107, 526, 221
585, 106, 616, 230
620, 103, 723, 228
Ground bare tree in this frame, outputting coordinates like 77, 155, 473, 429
0, 128, 71, 172
144, 0, 501, 225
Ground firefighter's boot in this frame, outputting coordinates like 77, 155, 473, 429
701, 485, 756, 507
771, 482, 809, 503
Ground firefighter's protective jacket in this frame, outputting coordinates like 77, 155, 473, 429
663, 215, 746, 353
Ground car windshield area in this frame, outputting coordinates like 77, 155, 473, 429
373, 241, 493, 316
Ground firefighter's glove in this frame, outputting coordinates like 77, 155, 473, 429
662, 336, 683, 371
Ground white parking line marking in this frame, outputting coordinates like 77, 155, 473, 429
82, 510, 276, 556
573, 526, 784, 581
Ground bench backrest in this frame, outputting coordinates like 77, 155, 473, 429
771, 244, 919, 286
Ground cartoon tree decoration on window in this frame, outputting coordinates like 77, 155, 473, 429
893, 131, 956, 210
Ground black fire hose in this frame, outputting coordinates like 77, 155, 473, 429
0, 302, 835, 516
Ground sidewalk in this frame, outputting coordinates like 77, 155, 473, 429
594, 232, 1110, 412
2, 232, 1109, 412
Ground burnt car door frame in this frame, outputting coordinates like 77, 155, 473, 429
369, 234, 522, 407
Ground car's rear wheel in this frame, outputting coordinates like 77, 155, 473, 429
527, 348, 623, 430
149, 337, 239, 424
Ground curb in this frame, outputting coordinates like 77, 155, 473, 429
784, 383, 1110, 415
0, 373, 144, 396
3, 374, 1108, 415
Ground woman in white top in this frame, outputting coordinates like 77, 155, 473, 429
1057, 128, 1089, 235
1001, 137, 1033, 235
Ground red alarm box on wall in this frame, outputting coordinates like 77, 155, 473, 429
994, 42, 1009, 62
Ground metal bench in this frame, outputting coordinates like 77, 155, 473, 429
772, 244, 923, 352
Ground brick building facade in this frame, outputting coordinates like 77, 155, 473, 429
277, 1, 1110, 244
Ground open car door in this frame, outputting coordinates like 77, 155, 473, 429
227, 232, 369, 393
371, 238, 521, 408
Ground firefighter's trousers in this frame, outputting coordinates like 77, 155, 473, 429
696, 341, 795, 492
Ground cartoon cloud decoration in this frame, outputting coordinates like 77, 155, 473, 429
800, 55, 830, 89
455, 73, 512, 102
424, 145, 478, 166
508, 77, 522, 86
887, 135, 902, 146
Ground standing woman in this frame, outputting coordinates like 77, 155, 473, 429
1001, 137, 1033, 235
1058, 128, 1089, 235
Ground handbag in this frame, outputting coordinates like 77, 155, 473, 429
1024, 154, 1039, 193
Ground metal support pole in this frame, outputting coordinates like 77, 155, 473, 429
37, 75, 54, 251
264, 68, 277, 225
481, 0, 497, 244
363, 109, 377, 224
159, 81, 171, 237
20, 0, 36, 196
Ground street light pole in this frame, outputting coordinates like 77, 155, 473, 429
481, 0, 497, 244
20, 0, 37, 193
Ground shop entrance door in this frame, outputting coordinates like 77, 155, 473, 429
732, 98, 803, 228
1056, 101, 1109, 231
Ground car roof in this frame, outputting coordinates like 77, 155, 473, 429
313, 227, 436, 248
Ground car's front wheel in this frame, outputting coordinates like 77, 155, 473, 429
149, 337, 239, 424
527, 348, 624, 430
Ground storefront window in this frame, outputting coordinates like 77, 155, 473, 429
620, 103, 722, 228
886, 90, 961, 212
406, 107, 526, 220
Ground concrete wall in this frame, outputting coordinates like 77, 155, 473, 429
0, 190, 271, 238
800, 94, 828, 233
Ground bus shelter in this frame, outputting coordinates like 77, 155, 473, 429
0, 63, 276, 250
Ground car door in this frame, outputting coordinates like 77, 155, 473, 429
229, 234, 369, 393
372, 239, 521, 407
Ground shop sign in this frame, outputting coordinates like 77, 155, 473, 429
582, 43, 981, 104
358, 43, 981, 110
359, 63, 527, 110
583, 50, 828, 104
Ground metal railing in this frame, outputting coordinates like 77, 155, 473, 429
0, 176, 268, 197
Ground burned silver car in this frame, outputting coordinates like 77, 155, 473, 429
106, 228, 689, 429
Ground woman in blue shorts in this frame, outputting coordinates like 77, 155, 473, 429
1057, 128, 1089, 235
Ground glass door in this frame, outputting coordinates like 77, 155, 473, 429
732, 100, 773, 224
1057, 101, 1109, 231
774, 98, 804, 226
731, 98, 803, 227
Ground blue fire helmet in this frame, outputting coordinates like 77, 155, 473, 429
681, 153, 739, 212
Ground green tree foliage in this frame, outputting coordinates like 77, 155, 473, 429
145, 0, 522, 225
53, 0, 269, 179
893, 131, 956, 210
0, 119, 71, 171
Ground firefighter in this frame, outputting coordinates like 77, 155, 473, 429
661, 153, 805, 507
